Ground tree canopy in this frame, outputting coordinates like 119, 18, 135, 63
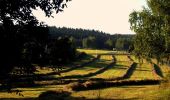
0, 0, 71, 78
129, 0, 170, 61
0, 0, 71, 25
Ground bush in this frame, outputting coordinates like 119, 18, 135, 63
66, 82, 83, 91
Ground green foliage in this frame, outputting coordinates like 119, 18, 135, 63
47, 37, 76, 65
129, 0, 170, 61
0, 0, 71, 78
105, 39, 113, 49
82, 36, 96, 49
0, 0, 71, 25
49, 27, 134, 50
115, 38, 124, 50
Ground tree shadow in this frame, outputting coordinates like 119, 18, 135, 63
0, 98, 36, 100
153, 63, 164, 78
122, 63, 138, 79
61, 61, 116, 79
127, 55, 134, 61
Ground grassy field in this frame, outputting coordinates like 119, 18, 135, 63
77, 49, 114, 54
56, 60, 112, 79
91, 61, 132, 79
129, 63, 162, 80
0, 49, 170, 100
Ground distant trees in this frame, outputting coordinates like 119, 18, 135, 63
82, 36, 96, 48
115, 38, 124, 50
129, 0, 170, 61
105, 39, 114, 50
115, 38, 132, 51
49, 27, 134, 50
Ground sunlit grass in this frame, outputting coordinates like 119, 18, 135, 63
129, 63, 161, 80
1, 49, 170, 100
100, 55, 113, 61
71, 85, 166, 100
91, 61, 132, 79
0, 85, 65, 99
55, 60, 112, 78
77, 49, 113, 54
115, 55, 130, 62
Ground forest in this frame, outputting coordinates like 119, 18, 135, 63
49, 26, 134, 50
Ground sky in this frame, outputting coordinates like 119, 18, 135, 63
33, 0, 147, 34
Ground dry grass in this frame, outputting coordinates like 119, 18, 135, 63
1, 50, 170, 100
115, 55, 131, 62
129, 63, 162, 80
91, 61, 132, 79
55, 60, 112, 79
77, 49, 113, 54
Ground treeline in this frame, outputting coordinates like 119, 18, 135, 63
49, 27, 134, 50
0, 23, 77, 79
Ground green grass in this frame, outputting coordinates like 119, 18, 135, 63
115, 55, 131, 62
71, 84, 170, 100
91, 61, 132, 79
55, 60, 112, 79
100, 55, 113, 61
129, 63, 161, 80
1, 50, 170, 100
77, 49, 113, 54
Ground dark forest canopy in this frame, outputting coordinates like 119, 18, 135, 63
49, 26, 134, 50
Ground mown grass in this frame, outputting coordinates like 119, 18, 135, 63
129, 63, 162, 80
71, 84, 170, 100
0, 51, 170, 100
55, 60, 112, 79
115, 55, 131, 62
100, 55, 113, 61
77, 49, 113, 54
91, 61, 132, 79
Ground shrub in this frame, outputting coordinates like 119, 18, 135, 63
66, 82, 83, 91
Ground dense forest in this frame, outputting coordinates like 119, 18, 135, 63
49, 26, 134, 50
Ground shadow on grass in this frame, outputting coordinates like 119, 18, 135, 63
127, 55, 134, 61
122, 63, 138, 79
61, 61, 116, 79
153, 64, 164, 78
43, 55, 100, 76
0, 97, 139, 100
71, 79, 160, 91
0, 98, 36, 100
5, 55, 101, 83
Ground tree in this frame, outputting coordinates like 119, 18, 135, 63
129, 0, 170, 61
47, 37, 76, 66
0, 0, 71, 79
115, 38, 124, 50
82, 36, 96, 49
105, 39, 113, 50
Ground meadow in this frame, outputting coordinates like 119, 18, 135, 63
0, 49, 170, 100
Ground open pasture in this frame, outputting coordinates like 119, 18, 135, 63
0, 50, 170, 100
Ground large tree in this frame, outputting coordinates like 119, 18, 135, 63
0, 0, 71, 78
129, 0, 170, 61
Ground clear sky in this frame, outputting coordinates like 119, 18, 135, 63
33, 0, 147, 34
